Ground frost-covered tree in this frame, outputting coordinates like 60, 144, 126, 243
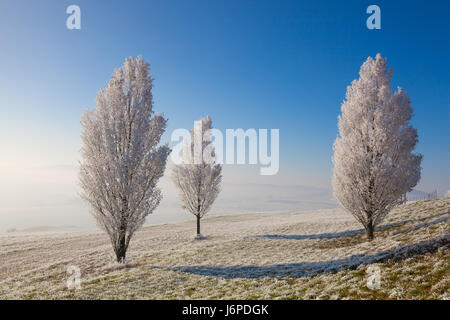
332, 54, 422, 241
80, 56, 170, 262
172, 116, 222, 239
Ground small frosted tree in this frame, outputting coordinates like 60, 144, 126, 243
80, 56, 170, 262
332, 54, 422, 240
172, 116, 222, 239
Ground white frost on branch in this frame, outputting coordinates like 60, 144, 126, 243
332, 54, 422, 240
172, 116, 222, 237
79, 56, 170, 262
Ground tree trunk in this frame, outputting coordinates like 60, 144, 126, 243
116, 233, 127, 263
366, 222, 374, 241
196, 215, 201, 236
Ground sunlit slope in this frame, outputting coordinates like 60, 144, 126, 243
0, 198, 448, 299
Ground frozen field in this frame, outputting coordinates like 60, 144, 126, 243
0, 199, 448, 299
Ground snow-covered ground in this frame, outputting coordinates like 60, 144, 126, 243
0, 199, 448, 299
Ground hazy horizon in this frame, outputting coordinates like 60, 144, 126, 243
0, 160, 339, 232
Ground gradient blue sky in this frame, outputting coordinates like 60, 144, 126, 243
0, 0, 449, 230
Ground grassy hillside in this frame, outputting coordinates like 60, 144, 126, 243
0, 199, 448, 299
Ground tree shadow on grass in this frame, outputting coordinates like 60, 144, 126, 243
250, 211, 449, 241
251, 229, 365, 240
147, 235, 449, 279
193, 235, 212, 241
393, 215, 449, 235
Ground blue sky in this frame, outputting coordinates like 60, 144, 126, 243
0, 0, 449, 230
